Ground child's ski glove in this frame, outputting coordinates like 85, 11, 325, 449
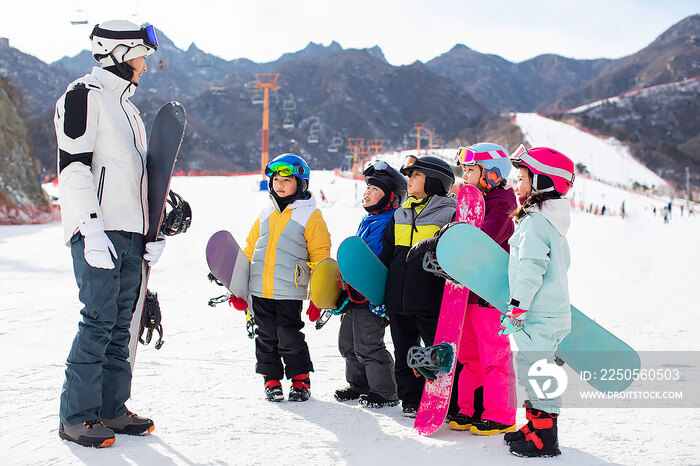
79, 218, 117, 269
306, 301, 322, 322
499, 301, 527, 335
228, 294, 248, 311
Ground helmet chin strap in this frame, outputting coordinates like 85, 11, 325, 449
108, 51, 135, 83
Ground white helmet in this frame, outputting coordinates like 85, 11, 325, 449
90, 20, 158, 66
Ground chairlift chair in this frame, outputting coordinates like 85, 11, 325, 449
328, 145, 338, 153
283, 95, 296, 111
307, 134, 320, 144
282, 117, 294, 130
251, 91, 264, 105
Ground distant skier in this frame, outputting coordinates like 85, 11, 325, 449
55, 20, 164, 448
444, 143, 518, 435
241, 154, 331, 402
501, 145, 576, 458
380, 155, 457, 417
334, 161, 406, 408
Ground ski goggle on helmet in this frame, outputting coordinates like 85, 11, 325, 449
90, 24, 159, 49
264, 154, 310, 179
455, 143, 511, 189
510, 144, 575, 196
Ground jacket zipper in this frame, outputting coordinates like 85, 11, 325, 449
97, 167, 105, 205
119, 84, 146, 235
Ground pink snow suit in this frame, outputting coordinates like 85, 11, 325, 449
457, 187, 517, 425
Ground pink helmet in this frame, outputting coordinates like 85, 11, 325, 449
509, 145, 575, 196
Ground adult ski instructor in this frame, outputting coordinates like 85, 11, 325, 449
54, 20, 165, 448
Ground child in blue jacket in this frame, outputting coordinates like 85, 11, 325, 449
335, 161, 407, 408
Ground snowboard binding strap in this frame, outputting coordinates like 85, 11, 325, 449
161, 190, 191, 237
422, 252, 458, 283
139, 289, 164, 349
407, 342, 454, 381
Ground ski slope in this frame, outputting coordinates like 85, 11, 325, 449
516, 113, 669, 192
2, 166, 700, 465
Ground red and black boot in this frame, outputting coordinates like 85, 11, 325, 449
507, 402, 561, 457
264, 377, 284, 402
289, 373, 311, 402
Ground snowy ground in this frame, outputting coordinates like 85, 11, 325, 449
3, 116, 700, 464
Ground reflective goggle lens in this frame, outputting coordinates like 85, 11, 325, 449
266, 162, 294, 177
402, 155, 417, 169
144, 25, 159, 48
455, 147, 476, 166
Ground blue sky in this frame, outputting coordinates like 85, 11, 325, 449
2, 0, 698, 65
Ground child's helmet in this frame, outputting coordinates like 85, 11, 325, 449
363, 160, 408, 207
265, 153, 311, 192
400, 155, 455, 195
90, 20, 159, 66
455, 142, 511, 190
509, 145, 575, 196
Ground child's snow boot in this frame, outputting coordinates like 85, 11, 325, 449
289, 374, 311, 402
264, 379, 284, 402
358, 393, 400, 408
401, 403, 418, 418
504, 400, 532, 445
469, 419, 516, 436
448, 413, 478, 431
58, 420, 115, 448
100, 409, 154, 435
334, 386, 361, 402
508, 404, 561, 457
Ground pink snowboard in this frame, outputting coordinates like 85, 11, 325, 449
414, 184, 485, 436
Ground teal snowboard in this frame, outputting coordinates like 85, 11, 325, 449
436, 223, 640, 393
337, 236, 387, 306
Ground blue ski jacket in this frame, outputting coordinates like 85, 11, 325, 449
356, 209, 395, 257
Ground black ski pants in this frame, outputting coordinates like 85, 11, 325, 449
252, 296, 313, 380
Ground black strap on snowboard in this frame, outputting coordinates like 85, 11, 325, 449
161, 190, 192, 236
139, 289, 164, 349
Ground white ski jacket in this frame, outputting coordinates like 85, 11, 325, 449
54, 66, 148, 245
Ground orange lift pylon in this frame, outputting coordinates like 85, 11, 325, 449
368, 139, 384, 157
347, 138, 365, 179
254, 73, 280, 180
358, 146, 370, 174
413, 123, 425, 156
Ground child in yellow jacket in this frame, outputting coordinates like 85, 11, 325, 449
244, 154, 331, 402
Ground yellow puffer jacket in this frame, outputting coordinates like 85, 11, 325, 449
244, 193, 331, 300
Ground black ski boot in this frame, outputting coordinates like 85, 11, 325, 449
59, 420, 115, 448
401, 403, 418, 418
358, 393, 400, 409
448, 413, 478, 431
264, 379, 284, 402
504, 400, 532, 445
508, 405, 561, 457
470, 419, 516, 436
288, 374, 311, 402
334, 387, 362, 402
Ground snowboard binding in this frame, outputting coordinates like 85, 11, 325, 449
139, 289, 164, 349
422, 252, 458, 284
206, 273, 256, 338
161, 190, 191, 236
315, 310, 333, 330
407, 342, 454, 382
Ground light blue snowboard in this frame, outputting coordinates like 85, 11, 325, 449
337, 236, 387, 306
436, 223, 640, 393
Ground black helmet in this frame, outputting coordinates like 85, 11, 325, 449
400, 155, 455, 194
363, 161, 408, 205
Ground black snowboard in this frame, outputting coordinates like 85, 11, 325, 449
128, 101, 187, 373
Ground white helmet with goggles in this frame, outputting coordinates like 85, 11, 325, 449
90, 20, 158, 66
455, 142, 511, 190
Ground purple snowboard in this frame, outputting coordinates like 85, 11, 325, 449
414, 184, 485, 436
206, 230, 252, 309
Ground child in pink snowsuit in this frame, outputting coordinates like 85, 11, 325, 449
449, 143, 517, 435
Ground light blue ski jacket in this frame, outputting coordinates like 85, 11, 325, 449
507, 198, 571, 316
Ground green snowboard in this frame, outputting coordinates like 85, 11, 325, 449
436, 223, 640, 392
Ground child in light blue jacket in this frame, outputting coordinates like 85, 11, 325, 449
500, 145, 576, 458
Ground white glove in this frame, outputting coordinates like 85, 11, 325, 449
144, 234, 166, 266
79, 218, 117, 269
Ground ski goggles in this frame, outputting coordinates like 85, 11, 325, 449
363, 160, 390, 177
265, 161, 309, 178
510, 144, 575, 183
455, 146, 507, 167
91, 24, 159, 49
401, 155, 418, 171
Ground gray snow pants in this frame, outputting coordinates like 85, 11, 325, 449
338, 306, 397, 400
59, 231, 144, 425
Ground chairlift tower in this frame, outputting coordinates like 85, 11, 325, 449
368, 139, 384, 157
414, 123, 425, 156
254, 73, 280, 182
347, 138, 365, 179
